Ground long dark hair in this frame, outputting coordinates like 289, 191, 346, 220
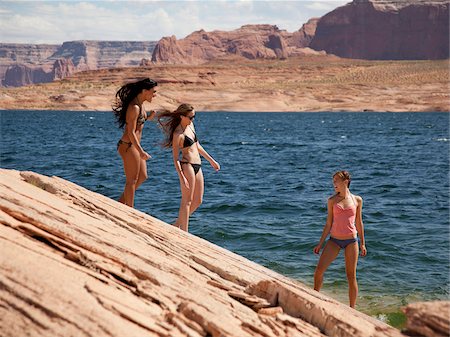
158, 103, 195, 148
113, 78, 157, 129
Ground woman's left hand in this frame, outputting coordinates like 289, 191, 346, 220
147, 110, 156, 120
360, 244, 367, 257
211, 160, 220, 172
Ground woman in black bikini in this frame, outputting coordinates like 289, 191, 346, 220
113, 78, 158, 208
158, 103, 220, 232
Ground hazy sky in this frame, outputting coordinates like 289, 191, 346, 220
0, 0, 348, 44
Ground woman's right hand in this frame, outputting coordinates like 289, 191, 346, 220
179, 174, 190, 189
313, 244, 322, 254
139, 150, 151, 160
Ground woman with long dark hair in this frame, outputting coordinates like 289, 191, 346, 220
113, 78, 158, 208
158, 103, 220, 231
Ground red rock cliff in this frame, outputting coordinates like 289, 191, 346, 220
309, 0, 450, 60
152, 25, 297, 64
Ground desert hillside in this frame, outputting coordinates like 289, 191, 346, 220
0, 56, 448, 112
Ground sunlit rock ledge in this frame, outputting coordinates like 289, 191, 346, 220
0, 168, 447, 337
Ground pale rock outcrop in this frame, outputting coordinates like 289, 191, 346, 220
402, 301, 450, 337
309, 0, 450, 60
0, 168, 415, 337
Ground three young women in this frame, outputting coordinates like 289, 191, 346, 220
112, 84, 368, 308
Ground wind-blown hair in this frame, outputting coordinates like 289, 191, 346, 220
113, 78, 157, 129
158, 103, 195, 148
333, 170, 351, 187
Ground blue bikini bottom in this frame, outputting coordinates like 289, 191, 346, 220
329, 237, 359, 249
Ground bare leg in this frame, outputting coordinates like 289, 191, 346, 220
345, 241, 359, 308
136, 158, 148, 189
314, 240, 341, 292
120, 159, 147, 205
118, 146, 140, 208
175, 163, 196, 232
189, 169, 204, 215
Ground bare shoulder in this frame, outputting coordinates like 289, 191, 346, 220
127, 104, 140, 116
353, 194, 363, 205
172, 128, 184, 145
328, 193, 339, 204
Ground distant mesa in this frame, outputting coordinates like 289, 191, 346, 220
0, 0, 448, 87
0, 41, 157, 87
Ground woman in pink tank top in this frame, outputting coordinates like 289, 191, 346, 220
312, 171, 367, 308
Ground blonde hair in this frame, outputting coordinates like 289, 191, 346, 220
333, 170, 351, 187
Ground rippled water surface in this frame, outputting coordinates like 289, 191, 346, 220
1, 110, 449, 325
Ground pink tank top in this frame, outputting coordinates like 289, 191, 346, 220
330, 196, 357, 238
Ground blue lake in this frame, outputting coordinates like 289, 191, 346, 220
1, 110, 449, 325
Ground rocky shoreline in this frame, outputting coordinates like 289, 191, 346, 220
1, 168, 449, 337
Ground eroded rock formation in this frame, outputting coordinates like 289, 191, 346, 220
152, 25, 303, 64
0, 168, 420, 337
309, 0, 450, 60
288, 18, 320, 48
52, 58, 76, 80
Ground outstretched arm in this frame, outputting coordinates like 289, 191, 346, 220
355, 196, 367, 256
197, 143, 220, 171
313, 198, 333, 254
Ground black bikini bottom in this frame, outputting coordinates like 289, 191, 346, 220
180, 162, 202, 175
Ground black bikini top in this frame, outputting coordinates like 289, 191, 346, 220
182, 127, 198, 148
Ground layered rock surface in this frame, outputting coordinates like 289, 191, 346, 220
402, 301, 450, 337
49, 40, 157, 69
309, 0, 450, 60
0, 43, 59, 81
0, 168, 427, 337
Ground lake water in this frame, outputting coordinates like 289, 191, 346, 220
1, 110, 449, 327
